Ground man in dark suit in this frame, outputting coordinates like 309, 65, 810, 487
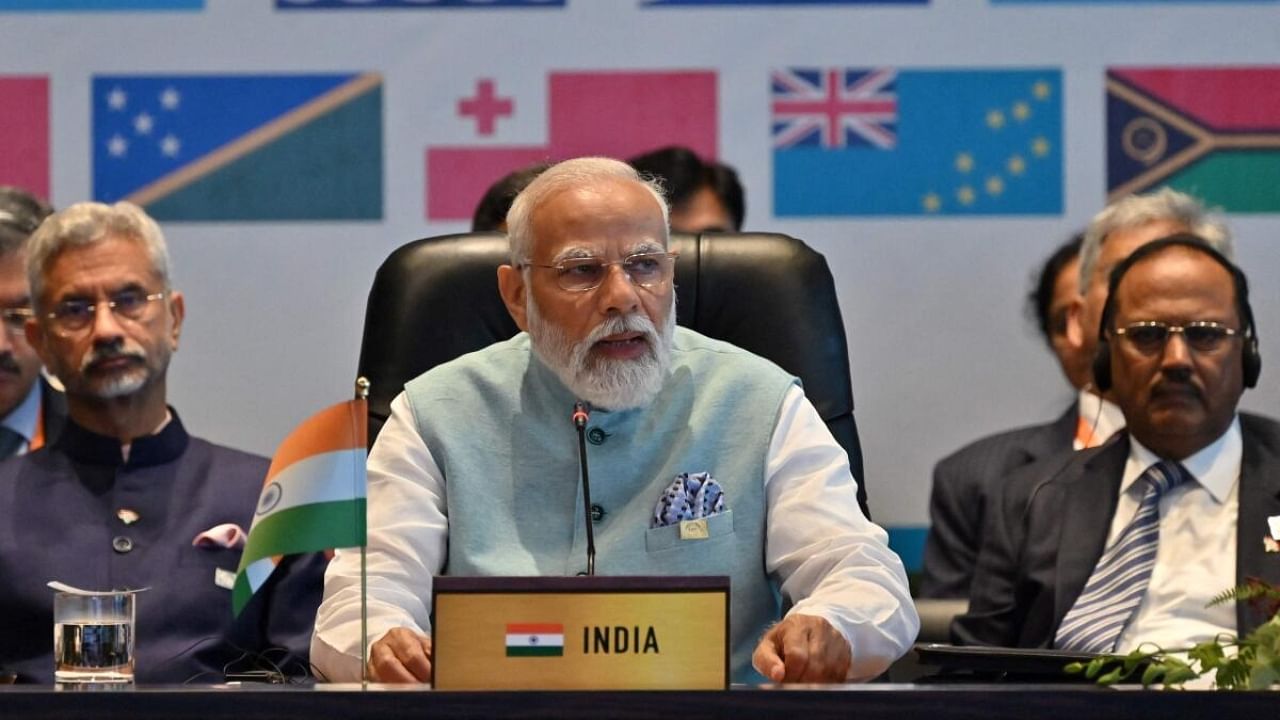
0, 187, 66, 457
920, 235, 1085, 598
954, 236, 1280, 650
921, 189, 1235, 599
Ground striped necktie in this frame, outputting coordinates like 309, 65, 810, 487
1054, 459, 1190, 653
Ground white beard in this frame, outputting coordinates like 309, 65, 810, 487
526, 295, 675, 411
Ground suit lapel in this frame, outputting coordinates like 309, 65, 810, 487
1235, 415, 1280, 634
1028, 404, 1077, 460
1052, 435, 1129, 631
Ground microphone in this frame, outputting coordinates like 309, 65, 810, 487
572, 401, 596, 576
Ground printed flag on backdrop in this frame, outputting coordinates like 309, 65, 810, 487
773, 67, 1062, 216
505, 623, 564, 657
1107, 67, 1280, 212
232, 398, 367, 616
93, 73, 383, 221
0, 0, 200, 8
277, 0, 562, 7
0, 76, 48, 199
645, 0, 923, 5
426, 70, 717, 221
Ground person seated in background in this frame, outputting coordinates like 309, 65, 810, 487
628, 146, 745, 233
0, 201, 325, 683
471, 163, 550, 233
921, 188, 1234, 599
312, 156, 917, 685
954, 235, 1280, 651
920, 234, 1089, 599
0, 187, 65, 457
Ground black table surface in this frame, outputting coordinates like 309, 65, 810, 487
0, 683, 1274, 720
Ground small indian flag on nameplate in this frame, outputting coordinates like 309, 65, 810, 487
505, 623, 564, 657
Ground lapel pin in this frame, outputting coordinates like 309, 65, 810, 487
117, 508, 140, 525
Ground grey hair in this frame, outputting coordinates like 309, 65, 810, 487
26, 201, 172, 309
1079, 188, 1232, 292
505, 156, 670, 264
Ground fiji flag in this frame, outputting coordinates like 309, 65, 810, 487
93, 73, 382, 221
773, 68, 1062, 216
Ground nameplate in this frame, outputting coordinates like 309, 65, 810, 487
432, 575, 729, 690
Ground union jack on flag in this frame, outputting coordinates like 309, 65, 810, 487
771, 67, 897, 150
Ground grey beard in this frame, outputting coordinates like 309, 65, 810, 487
526, 296, 675, 411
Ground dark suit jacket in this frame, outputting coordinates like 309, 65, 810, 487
920, 405, 1076, 598
953, 413, 1280, 647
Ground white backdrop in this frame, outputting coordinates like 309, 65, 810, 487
2, 0, 1278, 550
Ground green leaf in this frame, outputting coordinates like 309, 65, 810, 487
1064, 662, 1085, 674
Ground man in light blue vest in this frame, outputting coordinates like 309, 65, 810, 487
312, 157, 918, 684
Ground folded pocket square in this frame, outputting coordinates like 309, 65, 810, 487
192, 523, 247, 549
651, 472, 727, 529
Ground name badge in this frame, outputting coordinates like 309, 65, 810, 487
679, 519, 709, 540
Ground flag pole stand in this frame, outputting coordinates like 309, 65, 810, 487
355, 377, 371, 689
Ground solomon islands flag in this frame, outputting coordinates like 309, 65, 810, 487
772, 67, 1062, 216
92, 73, 382, 221
1107, 67, 1280, 213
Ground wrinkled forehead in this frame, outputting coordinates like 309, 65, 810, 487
529, 180, 668, 262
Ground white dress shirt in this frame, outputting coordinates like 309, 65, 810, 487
312, 384, 919, 682
1112, 416, 1241, 652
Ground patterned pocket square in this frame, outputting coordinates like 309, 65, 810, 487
651, 472, 727, 529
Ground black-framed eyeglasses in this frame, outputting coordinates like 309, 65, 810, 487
46, 290, 167, 335
0, 307, 32, 336
521, 252, 677, 292
1114, 320, 1240, 354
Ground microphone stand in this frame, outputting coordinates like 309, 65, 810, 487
572, 402, 596, 576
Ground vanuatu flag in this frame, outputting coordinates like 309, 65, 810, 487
232, 398, 367, 616
1107, 67, 1280, 212
92, 73, 382, 221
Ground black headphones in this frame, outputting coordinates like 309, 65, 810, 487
1093, 233, 1261, 392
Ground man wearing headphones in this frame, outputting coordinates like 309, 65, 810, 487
953, 235, 1280, 651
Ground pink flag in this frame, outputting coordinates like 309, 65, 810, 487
0, 77, 50, 199
426, 70, 717, 222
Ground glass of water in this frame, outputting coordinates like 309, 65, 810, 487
53, 590, 136, 684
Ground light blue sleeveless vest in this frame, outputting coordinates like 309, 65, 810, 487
403, 327, 799, 683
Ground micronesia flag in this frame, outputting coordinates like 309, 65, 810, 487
93, 73, 382, 221
773, 68, 1062, 216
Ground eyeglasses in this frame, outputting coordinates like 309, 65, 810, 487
522, 252, 677, 292
1113, 320, 1240, 354
46, 290, 167, 335
0, 308, 33, 336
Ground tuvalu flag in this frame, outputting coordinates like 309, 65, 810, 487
1107, 67, 1280, 212
505, 623, 564, 657
232, 398, 367, 616
772, 67, 1062, 216
93, 73, 382, 221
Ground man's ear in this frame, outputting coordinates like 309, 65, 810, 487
166, 290, 185, 351
497, 265, 528, 331
1065, 296, 1086, 350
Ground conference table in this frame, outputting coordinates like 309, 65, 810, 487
0, 682, 1271, 719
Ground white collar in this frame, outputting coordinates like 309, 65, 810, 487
1124, 415, 1242, 504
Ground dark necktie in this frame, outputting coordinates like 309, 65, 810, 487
0, 426, 26, 459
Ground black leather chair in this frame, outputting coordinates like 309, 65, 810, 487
356, 231, 870, 517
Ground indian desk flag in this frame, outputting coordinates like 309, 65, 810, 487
505, 623, 565, 657
232, 397, 367, 616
